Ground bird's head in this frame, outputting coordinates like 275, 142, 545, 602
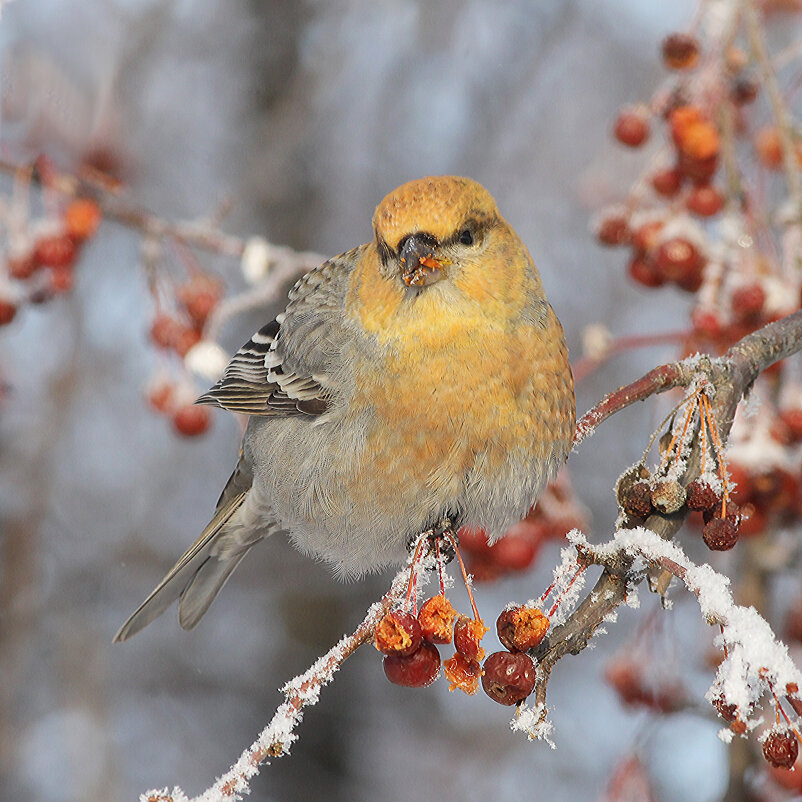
372, 176, 502, 289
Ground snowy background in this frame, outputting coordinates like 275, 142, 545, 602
0, 1, 765, 800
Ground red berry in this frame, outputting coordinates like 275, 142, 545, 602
174, 326, 203, 357
691, 308, 722, 339
656, 238, 704, 283
34, 234, 76, 268
628, 256, 665, 288
49, 265, 74, 294
755, 127, 783, 170
763, 730, 799, 769
454, 615, 488, 662
686, 480, 720, 512
651, 168, 683, 197
147, 381, 175, 413
383, 640, 441, 688
489, 532, 538, 571
172, 405, 211, 437
687, 185, 723, 217
727, 463, 753, 505
418, 595, 457, 644
614, 109, 650, 148
712, 695, 737, 722
374, 611, 423, 657
677, 152, 719, 183
481, 651, 536, 705
731, 283, 766, 324
661, 33, 700, 70
457, 526, 493, 557
178, 276, 223, 327
496, 606, 549, 652
702, 515, 739, 551
622, 481, 653, 519
730, 76, 758, 106
8, 253, 37, 280
64, 198, 102, 241
596, 215, 631, 247
631, 221, 664, 254
443, 652, 482, 695
150, 315, 181, 349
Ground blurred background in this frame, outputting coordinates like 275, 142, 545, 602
2, 1, 797, 800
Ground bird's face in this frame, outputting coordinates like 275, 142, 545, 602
372, 176, 502, 291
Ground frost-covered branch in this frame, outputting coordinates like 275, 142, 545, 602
142, 567, 410, 802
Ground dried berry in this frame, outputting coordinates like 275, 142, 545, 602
418, 595, 457, 644
651, 168, 683, 197
481, 651, 536, 705
454, 615, 488, 662
686, 480, 719, 512
623, 481, 653, 519
687, 185, 723, 217
763, 730, 799, 769
497, 606, 550, 652
614, 108, 650, 148
651, 480, 687, 515
730, 76, 759, 106
712, 695, 737, 722
702, 515, 739, 551
443, 652, 482, 695
661, 33, 700, 70
374, 611, 422, 657
172, 405, 212, 437
383, 640, 441, 688
596, 215, 631, 247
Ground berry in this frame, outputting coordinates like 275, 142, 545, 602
614, 108, 650, 148
374, 611, 423, 656
383, 640, 441, 688
731, 283, 766, 324
651, 168, 683, 197
651, 479, 687, 514
172, 405, 211, 437
147, 380, 175, 413
489, 531, 538, 571
8, 253, 37, 280
677, 152, 718, 183
702, 514, 739, 551
628, 256, 664, 288
174, 326, 203, 357
454, 615, 488, 662
457, 526, 493, 557
661, 33, 700, 70
730, 76, 758, 106
656, 238, 704, 283
496, 606, 549, 652
622, 481, 653, 519
34, 234, 76, 268
596, 215, 631, 247
443, 652, 482, 695
481, 651, 536, 705
755, 127, 783, 170
727, 463, 753, 505
0, 299, 17, 326
631, 220, 664, 254
763, 730, 799, 769
178, 275, 223, 327
418, 595, 456, 644
712, 695, 737, 722
64, 198, 101, 241
686, 480, 719, 512
691, 309, 722, 339
780, 409, 802, 442
49, 265, 74, 294
150, 315, 181, 349
687, 185, 723, 217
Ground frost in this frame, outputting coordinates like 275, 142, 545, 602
543, 543, 588, 627
240, 236, 272, 284
511, 702, 555, 748
717, 728, 734, 744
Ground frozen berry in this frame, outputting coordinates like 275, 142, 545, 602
418, 595, 457, 644
656, 238, 704, 283
651, 479, 687, 513
0, 299, 17, 326
731, 283, 766, 324
496, 606, 549, 652
702, 515, 739, 551
596, 214, 631, 247
712, 695, 737, 722
628, 256, 665, 288
34, 234, 76, 268
481, 651, 536, 705
443, 652, 482, 695
374, 611, 423, 656
651, 168, 683, 197
614, 108, 650, 148
661, 33, 700, 70
687, 185, 723, 217
763, 730, 799, 769
623, 481, 653, 519
383, 640, 441, 688
632, 220, 664, 254
172, 405, 211, 437
454, 615, 488, 662
686, 480, 719, 512
64, 198, 101, 241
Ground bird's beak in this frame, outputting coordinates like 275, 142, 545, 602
399, 234, 446, 287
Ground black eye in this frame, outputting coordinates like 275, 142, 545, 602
458, 229, 474, 246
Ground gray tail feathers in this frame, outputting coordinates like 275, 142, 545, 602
113, 490, 253, 642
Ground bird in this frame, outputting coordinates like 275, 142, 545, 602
114, 175, 575, 642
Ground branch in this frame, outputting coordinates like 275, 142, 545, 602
142, 567, 410, 802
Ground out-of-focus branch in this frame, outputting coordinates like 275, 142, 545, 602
535, 309, 802, 712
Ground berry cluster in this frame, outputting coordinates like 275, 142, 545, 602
1, 193, 101, 321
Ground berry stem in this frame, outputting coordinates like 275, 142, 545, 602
445, 532, 481, 621
435, 539, 446, 596
548, 564, 587, 618
404, 536, 427, 611
701, 394, 729, 515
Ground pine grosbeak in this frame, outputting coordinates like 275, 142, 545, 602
115, 176, 575, 641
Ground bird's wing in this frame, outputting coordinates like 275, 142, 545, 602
196, 246, 364, 416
